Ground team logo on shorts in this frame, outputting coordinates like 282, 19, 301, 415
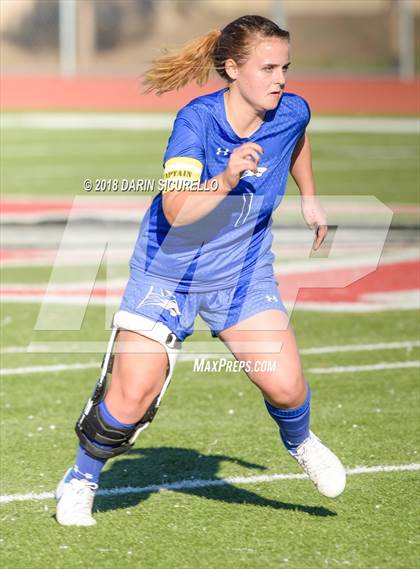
137, 285, 181, 316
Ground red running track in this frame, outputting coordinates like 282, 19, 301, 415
1, 75, 419, 114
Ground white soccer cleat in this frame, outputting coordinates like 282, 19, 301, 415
55, 469, 98, 526
293, 431, 346, 498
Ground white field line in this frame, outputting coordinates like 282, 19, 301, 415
2, 339, 419, 356
2, 360, 419, 377
310, 117, 420, 134
1, 341, 419, 375
309, 361, 420, 374
0, 113, 175, 131
1, 346, 35, 353
284, 301, 420, 313
301, 340, 420, 355
179, 341, 420, 361
1, 114, 419, 133
0, 362, 98, 376
1, 463, 419, 505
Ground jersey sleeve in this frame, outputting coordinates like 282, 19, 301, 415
299, 96, 311, 132
162, 105, 205, 186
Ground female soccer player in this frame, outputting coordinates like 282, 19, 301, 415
56, 14, 346, 526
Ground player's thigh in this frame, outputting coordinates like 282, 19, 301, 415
219, 309, 305, 392
107, 329, 169, 402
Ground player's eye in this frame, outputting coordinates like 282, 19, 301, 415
283, 64, 290, 72
263, 65, 274, 72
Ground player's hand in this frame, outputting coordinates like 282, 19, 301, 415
313, 224, 328, 251
220, 142, 264, 190
301, 195, 328, 251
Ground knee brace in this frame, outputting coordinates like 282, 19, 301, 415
75, 311, 181, 460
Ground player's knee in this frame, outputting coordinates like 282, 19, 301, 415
112, 354, 166, 414
265, 374, 306, 409
76, 313, 181, 460
118, 381, 160, 415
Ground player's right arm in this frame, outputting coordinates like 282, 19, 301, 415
163, 142, 263, 226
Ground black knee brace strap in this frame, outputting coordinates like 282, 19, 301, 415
75, 333, 160, 460
75, 316, 179, 461
75, 397, 158, 460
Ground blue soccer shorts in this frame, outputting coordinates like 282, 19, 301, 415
120, 274, 287, 342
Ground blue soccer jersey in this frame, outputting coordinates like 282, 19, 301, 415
129, 88, 310, 292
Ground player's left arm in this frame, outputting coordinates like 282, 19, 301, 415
290, 132, 327, 251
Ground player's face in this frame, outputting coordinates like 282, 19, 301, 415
233, 38, 290, 112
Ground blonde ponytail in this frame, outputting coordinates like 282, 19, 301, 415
143, 30, 221, 94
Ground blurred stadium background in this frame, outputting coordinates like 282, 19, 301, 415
1, 2, 419, 569
0, 0, 419, 112
1, 0, 419, 75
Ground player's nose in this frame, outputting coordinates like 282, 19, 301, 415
273, 81, 285, 92
274, 71, 286, 89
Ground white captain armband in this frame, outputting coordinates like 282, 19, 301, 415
161, 157, 203, 192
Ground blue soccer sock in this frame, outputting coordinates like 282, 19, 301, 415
264, 384, 311, 455
69, 401, 135, 485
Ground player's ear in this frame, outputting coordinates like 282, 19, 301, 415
224, 58, 239, 81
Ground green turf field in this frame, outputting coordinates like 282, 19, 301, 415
2, 124, 419, 204
1, 121, 419, 568
1, 302, 419, 569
